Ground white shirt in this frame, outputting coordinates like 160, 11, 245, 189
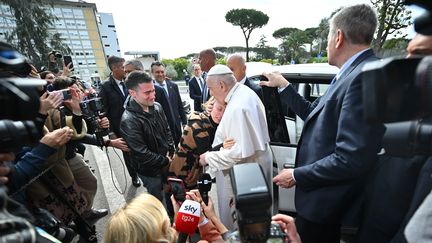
194, 75, 204, 90
154, 80, 169, 97
238, 76, 246, 85
114, 78, 127, 96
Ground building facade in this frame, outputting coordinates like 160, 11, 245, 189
0, 0, 120, 82
97, 12, 121, 58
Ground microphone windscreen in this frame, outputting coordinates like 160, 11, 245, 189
175, 200, 201, 235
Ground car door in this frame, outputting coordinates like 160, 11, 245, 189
250, 66, 335, 215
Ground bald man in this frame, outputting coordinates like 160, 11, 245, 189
227, 53, 263, 101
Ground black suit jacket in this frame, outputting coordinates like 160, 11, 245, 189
281, 49, 385, 224
154, 80, 187, 145
189, 76, 203, 111
244, 77, 263, 102
99, 75, 127, 136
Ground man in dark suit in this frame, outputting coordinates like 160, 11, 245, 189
261, 4, 385, 243
199, 48, 216, 103
188, 64, 204, 111
227, 53, 263, 101
99, 56, 141, 187
151, 61, 187, 146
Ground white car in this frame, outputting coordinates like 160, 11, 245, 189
247, 63, 339, 215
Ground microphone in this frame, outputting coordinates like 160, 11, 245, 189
197, 173, 212, 205
175, 199, 201, 243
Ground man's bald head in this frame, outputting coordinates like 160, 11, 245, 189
227, 53, 247, 82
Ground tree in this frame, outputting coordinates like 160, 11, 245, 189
273, 27, 299, 39
225, 8, 269, 62
316, 17, 329, 56
371, 0, 412, 53
304, 27, 319, 53
281, 30, 308, 63
2, 0, 70, 69
254, 35, 276, 60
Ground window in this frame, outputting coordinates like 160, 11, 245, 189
107, 25, 115, 28
55, 19, 65, 28
62, 8, 73, 17
76, 20, 86, 29
65, 19, 76, 28
68, 30, 79, 38
79, 31, 89, 39
53, 7, 63, 17
104, 44, 110, 47
73, 8, 84, 18
82, 40, 91, 49
102, 35, 107, 38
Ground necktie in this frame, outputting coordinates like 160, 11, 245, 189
201, 72, 208, 102
199, 77, 204, 90
120, 81, 128, 97
161, 83, 169, 98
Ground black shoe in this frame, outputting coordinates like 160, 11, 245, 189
132, 177, 141, 187
83, 208, 108, 222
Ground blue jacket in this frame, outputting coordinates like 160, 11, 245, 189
282, 49, 385, 224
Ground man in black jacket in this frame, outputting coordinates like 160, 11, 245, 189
98, 56, 141, 187
151, 61, 186, 146
120, 70, 174, 201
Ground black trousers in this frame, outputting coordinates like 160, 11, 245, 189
295, 215, 340, 243
122, 151, 137, 179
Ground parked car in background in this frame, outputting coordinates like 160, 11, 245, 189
247, 63, 339, 215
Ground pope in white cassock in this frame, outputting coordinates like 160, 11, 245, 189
199, 64, 272, 230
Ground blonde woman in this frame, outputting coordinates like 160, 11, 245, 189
104, 193, 177, 243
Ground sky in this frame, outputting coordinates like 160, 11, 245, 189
85, 0, 424, 59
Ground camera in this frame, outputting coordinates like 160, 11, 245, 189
0, 42, 44, 151
80, 97, 109, 146
49, 88, 72, 100
362, 0, 432, 156
49, 50, 62, 59
230, 163, 273, 242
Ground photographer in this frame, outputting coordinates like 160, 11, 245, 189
356, 33, 432, 243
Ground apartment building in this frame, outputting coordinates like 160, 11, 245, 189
0, 0, 120, 81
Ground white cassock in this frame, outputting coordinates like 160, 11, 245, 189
205, 83, 272, 230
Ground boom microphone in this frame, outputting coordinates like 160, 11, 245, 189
197, 173, 212, 205
175, 199, 201, 243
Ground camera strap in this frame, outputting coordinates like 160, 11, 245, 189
10, 107, 68, 197
10, 163, 56, 198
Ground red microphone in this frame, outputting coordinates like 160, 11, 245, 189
175, 199, 201, 243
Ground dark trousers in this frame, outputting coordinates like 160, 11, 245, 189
123, 151, 137, 180
295, 215, 340, 243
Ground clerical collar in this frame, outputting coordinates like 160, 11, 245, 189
238, 76, 246, 85
224, 82, 240, 104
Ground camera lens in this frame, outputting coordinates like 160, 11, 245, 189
0, 120, 40, 152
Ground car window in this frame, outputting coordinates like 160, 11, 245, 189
250, 74, 334, 145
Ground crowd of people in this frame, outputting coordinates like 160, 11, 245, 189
1, 2, 432, 243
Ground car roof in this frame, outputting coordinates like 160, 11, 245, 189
247, 62, 339, 83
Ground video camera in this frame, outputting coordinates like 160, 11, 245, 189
0, 42, 44, 152
80, 97, 109, 146
362, 0, 432, 156
229, 163, 286, 243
